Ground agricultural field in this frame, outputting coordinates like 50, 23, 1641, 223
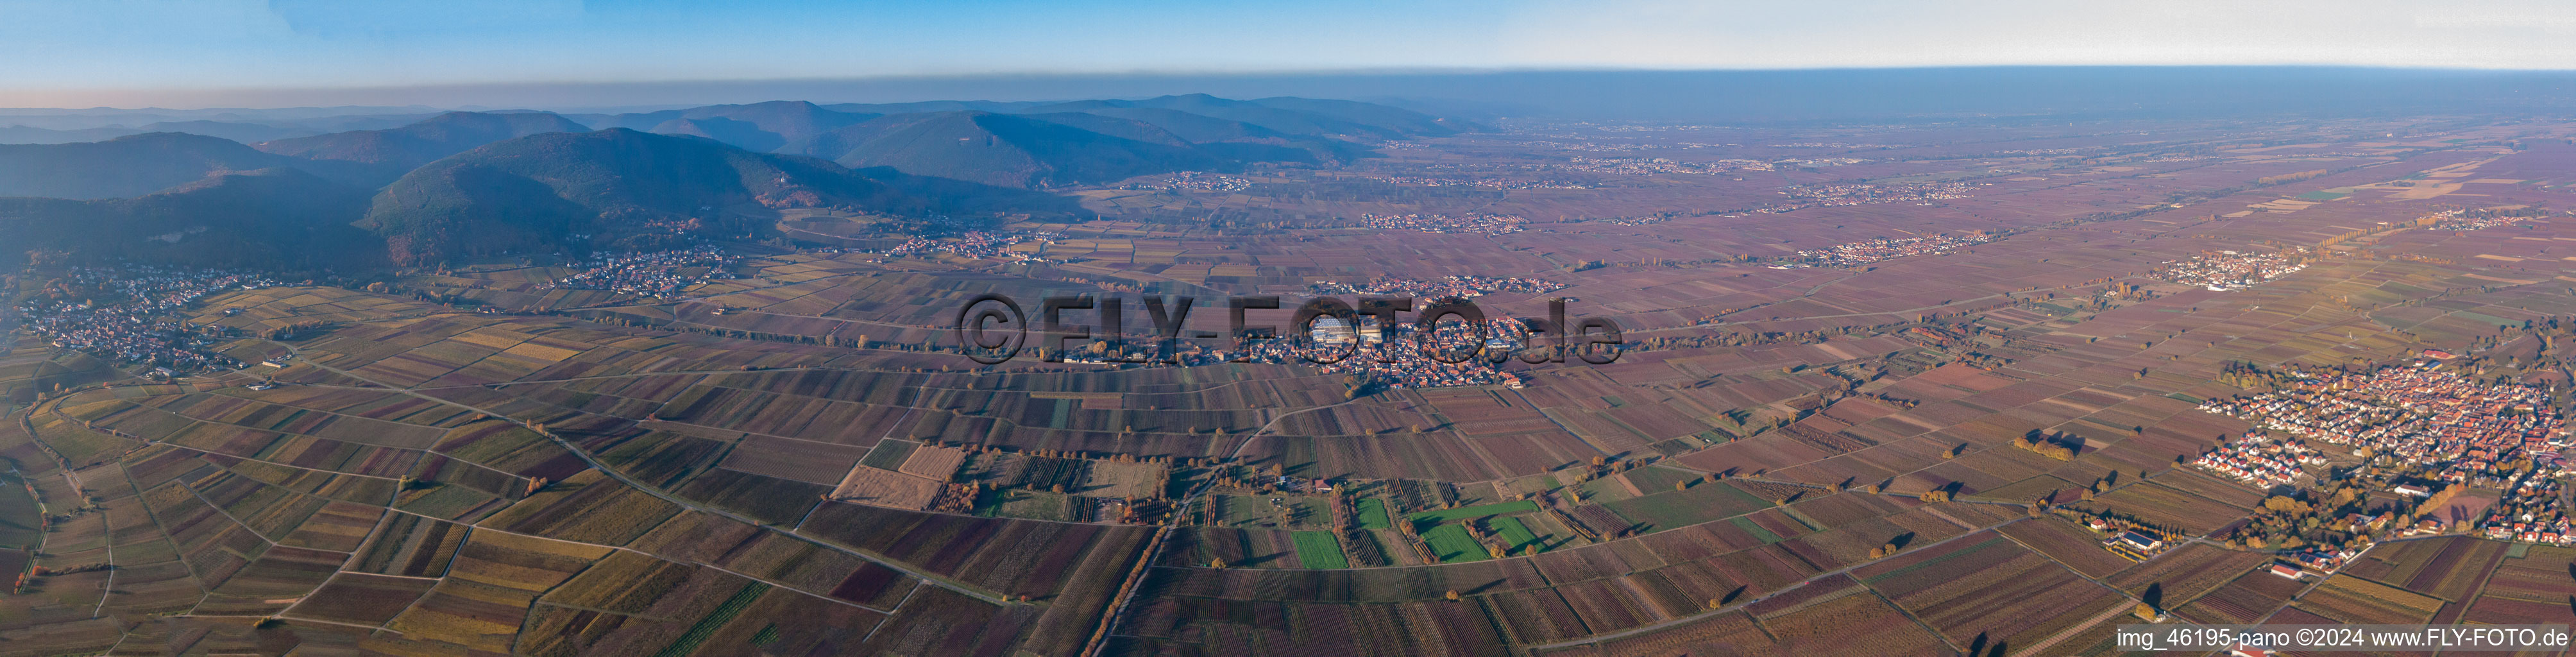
1355, 497, 1392, 529
1407, 499, 1539, 525
2298, 574, 2446, 624
1419, 523, 1489, 563
1289, 531, 1348, 568
8, 109, 2576, 655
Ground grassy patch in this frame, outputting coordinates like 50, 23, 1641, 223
1420, 524, 1488, 563
1488, 516, 1541, 552
1622, 465, 1704, 492
857, 439, 919, 471
1729, 516, 1784, 543
0, 474, 41, 549
994, 490, 1074, 521
1406, 500, 1538, 525
1355, 498, 1391, 529
1291, 531, 1347, 568
655, 581, 770, 657
1601, 481, 1768, 533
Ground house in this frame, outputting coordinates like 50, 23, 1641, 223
2117, 530, 2162, 552
2269, 564, 2305, 580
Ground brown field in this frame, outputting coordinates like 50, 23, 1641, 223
2298, 574, 2445, 624
287, 573, 440, 625
2065, 481, 2249, 535
1858, 531, 2121, 649
897, 444, 969, 481
10, 114, 2576, 654
1996, 516, 2131, 578
829, 463, 943, 509
2176, 566, 2305, 624
2104, 543, 2270, 603
481, 470, 682, 545
1080, 459, 1168, 499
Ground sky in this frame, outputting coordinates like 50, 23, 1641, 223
6, 0, 2576, 108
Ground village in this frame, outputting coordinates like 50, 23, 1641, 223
539, 244, 741, 297
1307, 274, 1566, 300
2194, 363, 2575, 549
2191, 431, 2330, 488
2153, 247, 2313, 291
1357, 212, 1527, 235
1287, 315, 1536, 389
1763, 180, 1980, 212
1060, 314, 1539, 389
1779, 233, 1997, 268
878, 230, 1063, 261
1341, 173, 1590, 190
1121, 171, 1252, 192
12, 266, 276, 373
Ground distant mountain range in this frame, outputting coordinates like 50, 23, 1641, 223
572, 94, 1464, 187
0, 121, 321, 146
579, 101, 878, 153
359, 128, 1073, 266
0, 94, 1471, 268
0, 133, 377, 200
254, 111, 595, 183
790, 111, 1234, 189
0, 167, 378, 269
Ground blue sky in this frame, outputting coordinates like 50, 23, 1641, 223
6, 0, 2576, 107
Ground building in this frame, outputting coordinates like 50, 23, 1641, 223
1309, 317, 1359, 346
2117, 530, 2162, 552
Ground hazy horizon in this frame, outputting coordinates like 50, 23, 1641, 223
4, 66, 2575, 127
9, 0, 2576, 108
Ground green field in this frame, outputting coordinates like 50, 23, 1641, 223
1215, 493, 1292, 527
1621, 465, 1704, 492
1420, 524, 1488, 563
857, 439, 919, 470
994, 490, 1075, 521
1487, 516, 1541, 553
1406, 499, 1538, 525
1291, 531, 1348, 568
0, 475, 37, 549
1728, 516, 1784, 543
1355, 498, 1391, 529
655, 581, 770, 657
1600, 481, 1768, 532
